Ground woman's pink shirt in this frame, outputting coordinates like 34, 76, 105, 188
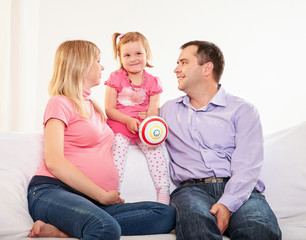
35, 90, 119, 191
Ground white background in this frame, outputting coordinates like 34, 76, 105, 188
1, 0, 306, 135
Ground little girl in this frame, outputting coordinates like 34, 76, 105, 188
105, 32, 170, 205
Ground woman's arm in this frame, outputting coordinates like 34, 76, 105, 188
44, 118, 124, 205
105, 86, 140, 134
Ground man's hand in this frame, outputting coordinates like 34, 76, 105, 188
210, 203, 231, 234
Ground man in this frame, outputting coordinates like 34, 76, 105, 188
160, 41, 281, 240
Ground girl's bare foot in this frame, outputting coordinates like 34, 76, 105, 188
28, 220, 71, 238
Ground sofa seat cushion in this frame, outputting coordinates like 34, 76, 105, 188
260, 121, 306, 240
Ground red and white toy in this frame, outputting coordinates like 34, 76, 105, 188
139, 116, 168, 146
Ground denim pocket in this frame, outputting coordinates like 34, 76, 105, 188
28, 186, 38, 199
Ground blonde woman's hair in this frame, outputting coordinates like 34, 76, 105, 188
112, 32, 153, 69
48, 40, 106, 121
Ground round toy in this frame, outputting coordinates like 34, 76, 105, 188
139, 116, 168, 146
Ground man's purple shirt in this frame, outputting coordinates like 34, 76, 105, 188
160, 86, 265, 212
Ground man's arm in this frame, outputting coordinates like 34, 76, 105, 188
217, 104, 264, 213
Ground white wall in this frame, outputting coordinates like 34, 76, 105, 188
2, 0, 306, 134
0, 0, 39, 131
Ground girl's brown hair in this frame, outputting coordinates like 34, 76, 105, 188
112, 32, 153, 69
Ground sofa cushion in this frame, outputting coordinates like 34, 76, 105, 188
260, 121, 306, 240
0, 132, 44, 239
120, 144, 176, 202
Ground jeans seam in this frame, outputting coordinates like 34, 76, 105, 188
114, 209, 156, 222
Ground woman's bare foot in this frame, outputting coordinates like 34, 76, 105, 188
28, 220, 71, 238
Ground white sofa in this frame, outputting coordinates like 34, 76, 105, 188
1, 121, 306, 240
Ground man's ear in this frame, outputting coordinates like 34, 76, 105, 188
202, 62, 214, 77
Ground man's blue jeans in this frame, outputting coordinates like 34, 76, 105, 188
171, 182, 282, 240
28, 184, 175, 240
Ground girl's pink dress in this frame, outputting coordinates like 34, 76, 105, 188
105, 69, 163, 139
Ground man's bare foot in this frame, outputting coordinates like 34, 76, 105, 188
28, 220, 71, 238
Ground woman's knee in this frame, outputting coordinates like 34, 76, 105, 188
158, 204, 176, 232
82, 212, 121, 240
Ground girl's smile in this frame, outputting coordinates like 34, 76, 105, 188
120, 41, 147, 76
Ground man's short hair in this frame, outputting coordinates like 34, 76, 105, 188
181, 41, 225, 83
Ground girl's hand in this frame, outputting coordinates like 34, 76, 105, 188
138, 112, 147, 120
126, 117, 141, 134
100, 190, 125, 205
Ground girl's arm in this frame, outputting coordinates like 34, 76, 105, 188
105, 86, 140, 134
44, 118, 124, 205
139, 94, 161, 119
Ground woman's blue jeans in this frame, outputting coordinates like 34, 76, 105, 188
171, 182, 282, 240
28, 184, 175, 240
